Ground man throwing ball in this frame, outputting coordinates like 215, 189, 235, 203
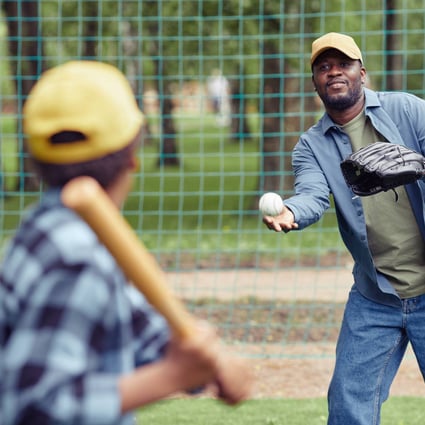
263, 32, 425, 425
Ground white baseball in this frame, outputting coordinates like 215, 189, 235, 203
259, 192, 283, 216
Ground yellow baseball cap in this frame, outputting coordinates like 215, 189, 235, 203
311, 32, 363, 66
23, 61, 144, 164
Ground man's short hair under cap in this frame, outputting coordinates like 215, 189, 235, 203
23, 61, 144, 164
311, 32, 363, 66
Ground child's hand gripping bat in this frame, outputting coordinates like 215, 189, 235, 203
61, 176, 252, 405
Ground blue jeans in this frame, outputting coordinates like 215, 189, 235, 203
328, 287, 425, 425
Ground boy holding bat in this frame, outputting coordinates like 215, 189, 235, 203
0, 61, 252, 424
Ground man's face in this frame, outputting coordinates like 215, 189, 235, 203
312, 49, 366, 111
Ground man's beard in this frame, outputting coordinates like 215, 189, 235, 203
320, 83, 363, 111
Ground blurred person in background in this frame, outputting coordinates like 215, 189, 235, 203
207, 68, 231, 127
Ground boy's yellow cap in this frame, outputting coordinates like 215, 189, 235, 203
23, 61, 144, 164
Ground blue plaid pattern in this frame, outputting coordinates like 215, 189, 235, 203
0, 189, 170, 425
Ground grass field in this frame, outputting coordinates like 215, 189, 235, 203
138, 397, 425, 425
0, 112, 345, 266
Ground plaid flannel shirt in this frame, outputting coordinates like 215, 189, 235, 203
0, 189, 170, 425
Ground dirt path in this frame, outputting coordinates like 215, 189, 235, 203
167, 267, 354, 302
250, 351, 424, 399
166, 269, 425, 398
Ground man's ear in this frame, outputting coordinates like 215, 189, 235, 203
360, 66, 367, 85
312, 75, 317, 91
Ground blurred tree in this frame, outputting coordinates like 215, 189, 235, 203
384, 0, 402, 90
2, 0, 46, 190
3, 0, 424, 186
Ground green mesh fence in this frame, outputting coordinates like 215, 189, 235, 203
1, 0, 425, 359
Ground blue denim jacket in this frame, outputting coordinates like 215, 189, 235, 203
284, 88, 425, 307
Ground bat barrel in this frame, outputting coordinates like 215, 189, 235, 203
61, 176, 195, 340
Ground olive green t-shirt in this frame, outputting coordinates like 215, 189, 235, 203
341, 111, 425, 298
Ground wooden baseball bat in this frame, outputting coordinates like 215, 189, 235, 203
61, 176, 195, 340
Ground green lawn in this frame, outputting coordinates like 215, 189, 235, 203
139, 397, 425, 425
0, 112, 346, 264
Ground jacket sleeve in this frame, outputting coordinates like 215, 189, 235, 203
283, 137, 331, 229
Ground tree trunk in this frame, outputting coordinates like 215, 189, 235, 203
82, 1, 98, 59
148, 24, 179, 167
257, 41, 284, 198
121, 19, 152, 146
229, 76, 251, 142
384, 0, 402, 90
255, 46, 317, 209
3, 0, 46, 191
158, 87, 179, 166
